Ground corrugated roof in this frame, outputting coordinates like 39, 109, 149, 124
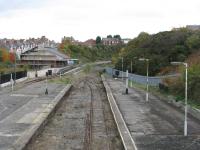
22, 47, 70, 60
42, 47, 69, 59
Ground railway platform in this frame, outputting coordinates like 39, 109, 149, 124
0, 80, 71, 150
103, 75, 200, 150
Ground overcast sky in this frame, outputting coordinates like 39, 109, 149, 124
0, 0, 200, 42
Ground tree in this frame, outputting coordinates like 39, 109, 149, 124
114, 35, 121, 40
0, 50, 2, 62
1, 49, 10, 62
107, 35, 112, 38
9, 52, 15, 63
186, 34, 200, 50
113, 30, 198, 76
96, 36, 102, 44
167, 51, 200, 104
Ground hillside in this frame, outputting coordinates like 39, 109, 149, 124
59, 40, 124, 63
113, 28, 200, 76
113, 28, 200, 106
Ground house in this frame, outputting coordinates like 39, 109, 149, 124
102, 38, 122, 46
186, 25, 200, 31
82, 39, 96, 47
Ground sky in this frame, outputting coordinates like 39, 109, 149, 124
0, 0, 200, 42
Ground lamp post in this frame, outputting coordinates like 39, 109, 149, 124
121, 57, 123, 80
171, 61, 188, 136
130, 57, 138, 88
45, 72, 48, 95
130, 60, 133, 87
14, 49, 16, 84
11, 73, 14, 92
139, 58, 149, 102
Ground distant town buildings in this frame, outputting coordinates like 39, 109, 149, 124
82, 39, 96, 47
186, 25, 200, 31
62, 36, 131, 47
0, 36, 57, 59
102, 38, 122, 46
102, 37, 131, 45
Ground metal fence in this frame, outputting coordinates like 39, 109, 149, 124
105, 67, 178, 86
0, 71, 27, 84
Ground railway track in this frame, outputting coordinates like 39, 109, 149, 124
21, 66, 80, 86
26, 73, 123, 150
83, 77, 119, 150
83, 80, 94, 150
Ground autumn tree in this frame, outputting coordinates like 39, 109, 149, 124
0, 50, 2, 62
9, 52, 15, 63
1, 49, 10, 62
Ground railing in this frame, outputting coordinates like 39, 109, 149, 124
105, 67, 178, 86
0, 71, 27, 84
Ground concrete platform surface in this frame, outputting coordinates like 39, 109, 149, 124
105, 76, 200, 150
102, 75, 137, 150
0, 81, 71, 150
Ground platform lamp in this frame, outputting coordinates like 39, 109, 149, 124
171, 61, 188, 136
45, 72, 48, 95
121, 57, 124, 80
139, 58, 149, 102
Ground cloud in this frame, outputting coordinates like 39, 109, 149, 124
0, 0, 200, 42
0, 0, 46, 12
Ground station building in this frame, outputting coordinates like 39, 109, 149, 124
20, 47, 70, 68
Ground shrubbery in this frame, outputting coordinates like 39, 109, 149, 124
164, 52, 200, 105
113, 29, 200, 76
59, 40, 123, 63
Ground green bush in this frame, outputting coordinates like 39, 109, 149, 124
168, 64, 200, 105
